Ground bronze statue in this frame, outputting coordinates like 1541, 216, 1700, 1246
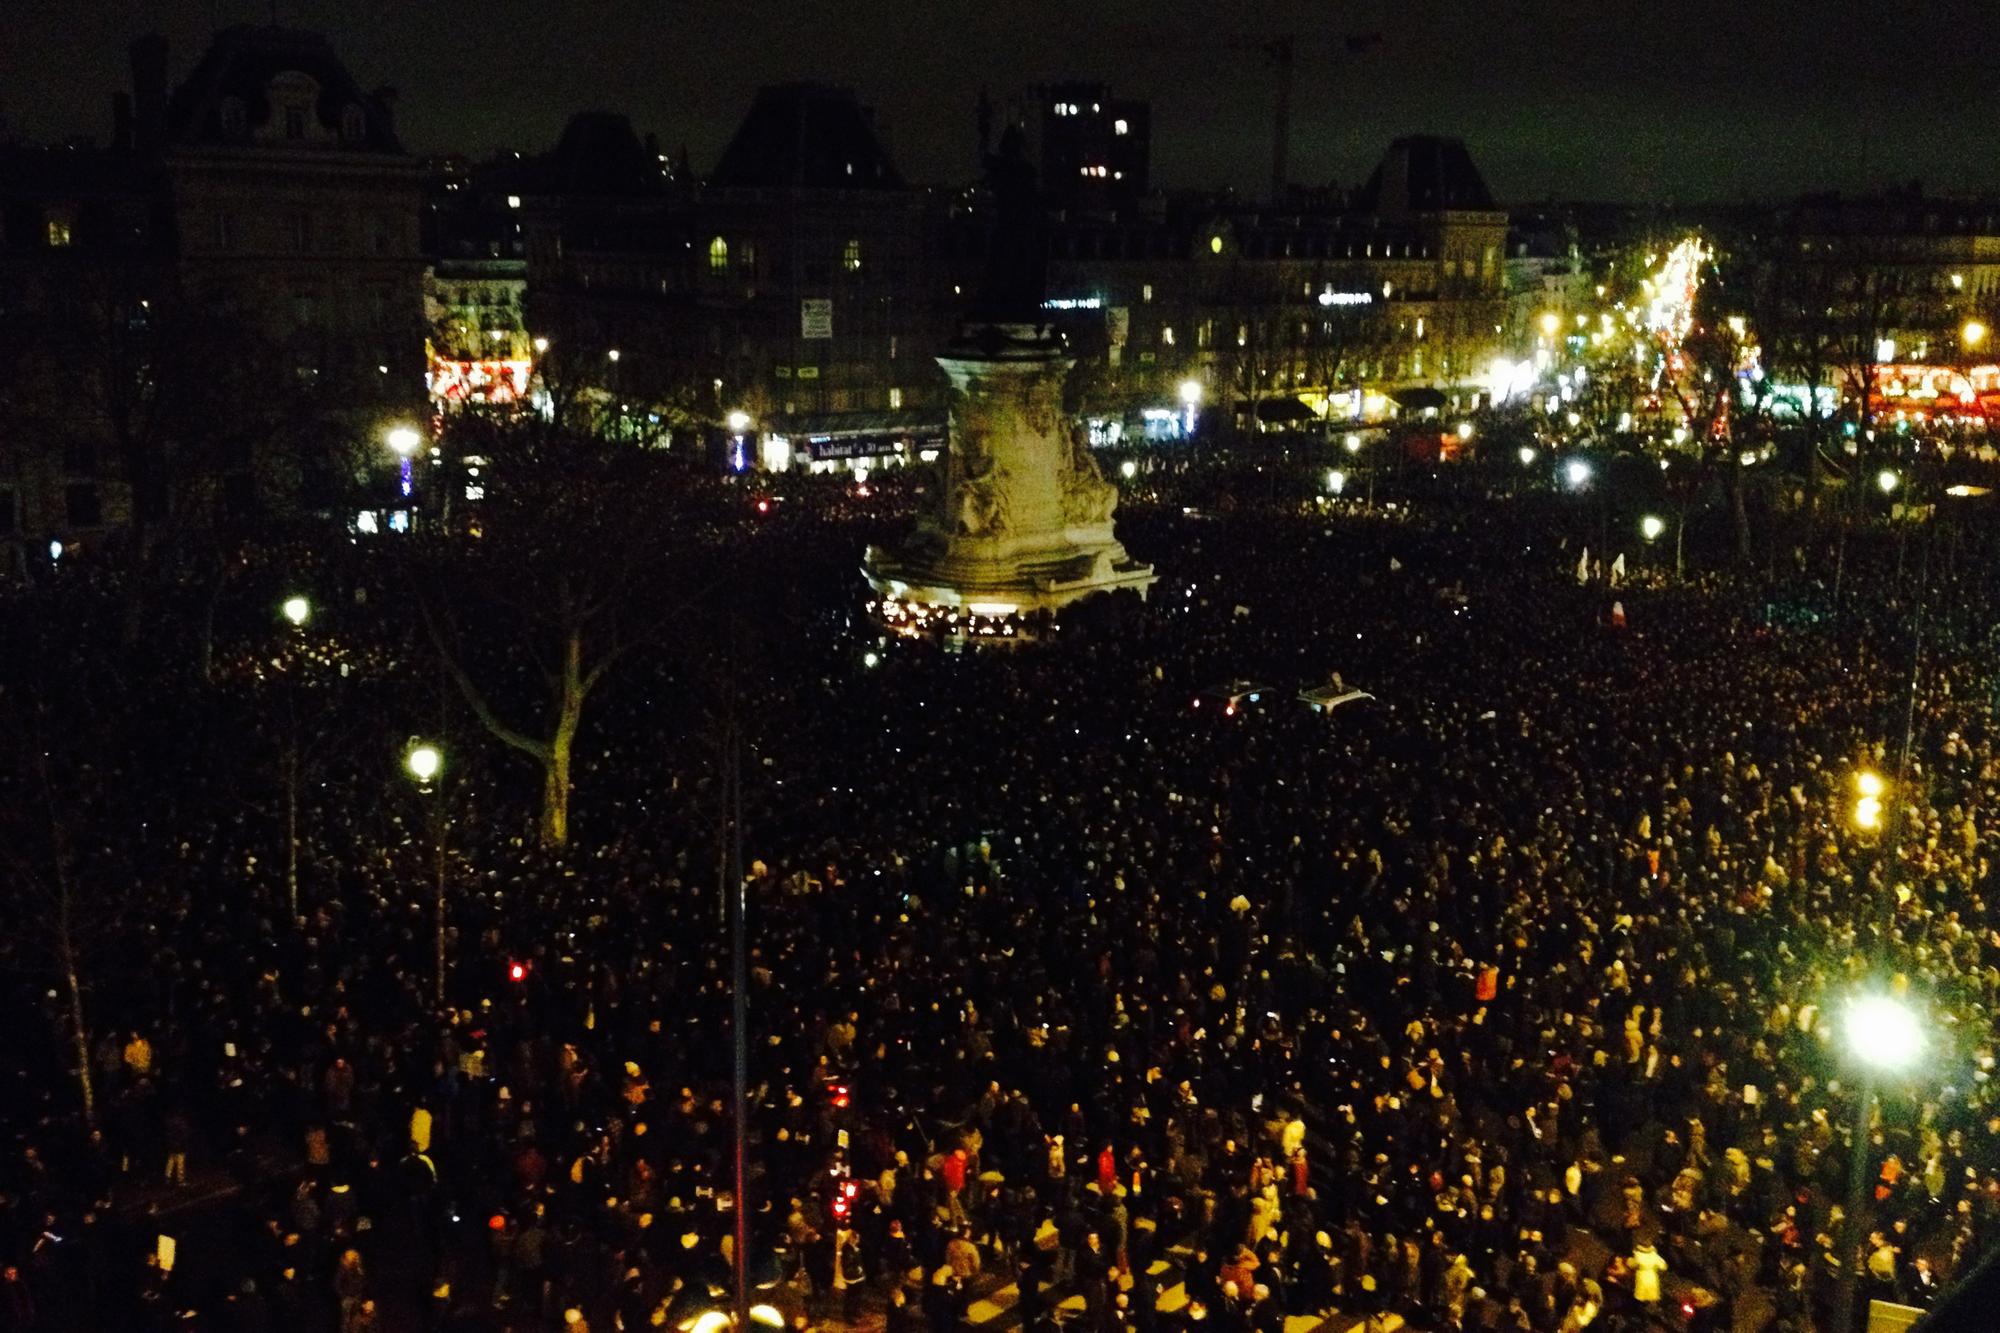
972, 123, 1048, 323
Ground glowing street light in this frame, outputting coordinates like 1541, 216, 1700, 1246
1565, 459, 1591, 488
607, 348, 622, 363
1327, 469, 1346, 495
1964, 320, 1989, 350
1852, 769, 1885, 831
1344, 433, 1362, 453
1518, 445, 1537, 466
386, 426, 422, 458
1641, 514, 1665, 541
406, 741, 443, 786
726, 410, 753, 435
1877, 468, 1899, 494
1178, 379, 1204, 407
1831, 989, 1923, 1333
1119, 458, 1138, 480
281, 595, 312, 628
1539, 311, 1561, 338
532, 336, 550, 354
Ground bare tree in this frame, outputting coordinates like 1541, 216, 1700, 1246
413, 413, 701, 846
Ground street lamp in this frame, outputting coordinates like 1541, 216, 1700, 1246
1965, 320, 1989, 351
1344, 433, 1362, 454
1539, 311, 1561, 339
1565, 459, 1592, 488
406, 742, 443, 786
1518, 445, 1537, 466
726, 410, 753, 435
1877, 468, 1899, 495
607, 347, 621, 363
1119, 458, 1138, 480
1853, 769, 1884, 832
404, 740, 448, 1008
1641, 514, 1665, 542
278, 595, 315, 919
1178, 378, 1203, 436
532, 336, 550, 354
1327, 469, 1346, 495
388, 425, 423, 503
1831, 991, 1923, 1333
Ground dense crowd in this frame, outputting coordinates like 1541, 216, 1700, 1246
3, 478, 2000, 1333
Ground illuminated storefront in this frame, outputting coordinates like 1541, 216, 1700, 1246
1871, 362, 2000, 423
428, 357, 532, 407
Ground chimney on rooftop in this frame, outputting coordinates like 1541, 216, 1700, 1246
130, 34, 167, 148
372, 86, 399, 143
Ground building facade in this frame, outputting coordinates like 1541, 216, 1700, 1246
0, 24, 426, 563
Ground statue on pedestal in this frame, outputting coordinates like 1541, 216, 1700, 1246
971, 123, 1048, 324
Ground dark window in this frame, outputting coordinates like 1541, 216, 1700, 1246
285, 107, 308, 139
65, 483, 101, 528
0, 489, 15, 536
62, 440, 96, 475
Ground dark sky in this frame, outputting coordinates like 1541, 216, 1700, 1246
5, 0, 1997, 204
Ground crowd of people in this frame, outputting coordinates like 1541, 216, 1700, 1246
3, 472, 1999, 1333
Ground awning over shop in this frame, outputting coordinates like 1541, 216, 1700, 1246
1253, 397, 1318, 423
781, 411, 945, 460
1390, 386, 1447, 411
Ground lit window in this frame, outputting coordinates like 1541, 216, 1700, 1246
1209, 236, 1223, 255
709, 236, 728, 274
46, 217, 72, 248
1162, 326, 1175, 346
1114, 119, 1129, 136
889, 387, 903, 410
1142, 283, 1153, 303
507, 195, 521, 209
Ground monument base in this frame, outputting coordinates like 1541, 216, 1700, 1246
860, 319, 1155, 642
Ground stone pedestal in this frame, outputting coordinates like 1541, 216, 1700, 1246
863, 322, 1155, 624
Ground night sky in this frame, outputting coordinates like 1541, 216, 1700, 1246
5, 0, 1997, 204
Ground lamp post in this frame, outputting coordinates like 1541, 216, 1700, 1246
727, 410, 753, 474
1831, 991, 1921, 1333
1178, 378, 1203, 438
388, 425, 422, 510
280, 596, 311, 920
404, 741, 448, 1008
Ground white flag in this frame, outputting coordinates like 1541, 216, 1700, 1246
1610, 553, 1626, 584
1576, 547, 1590, 585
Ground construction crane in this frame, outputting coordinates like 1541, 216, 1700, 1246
1118, 30, 1383, 202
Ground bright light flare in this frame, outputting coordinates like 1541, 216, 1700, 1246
281, 595, 311, 627
1844, 994, 1922, 1072
1641, 515, 1665, 541
405, 742, 443, 785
